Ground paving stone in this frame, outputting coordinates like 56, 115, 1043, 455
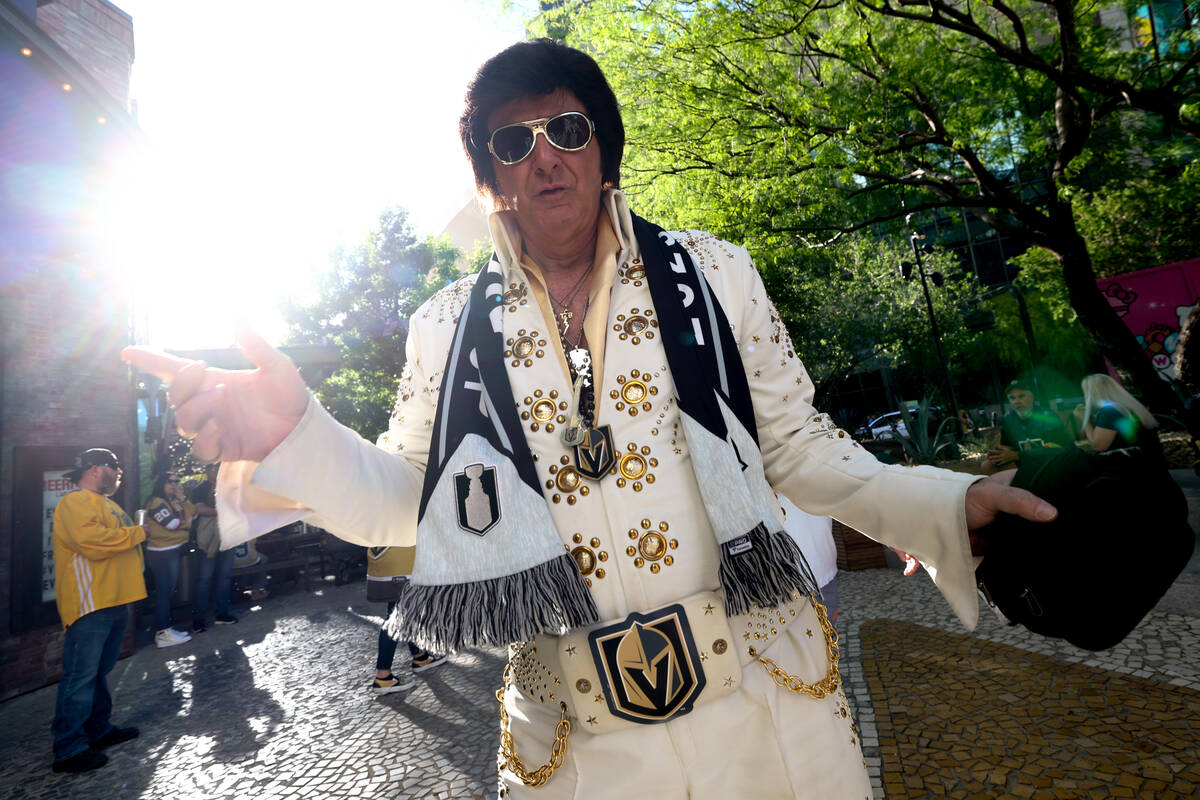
840, 568, 1199, 799
1, 565, 1195, 799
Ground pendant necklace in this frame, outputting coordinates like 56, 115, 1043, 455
559, 297, 593, 447
545, 263, 616, 478
546, 263, 593, 345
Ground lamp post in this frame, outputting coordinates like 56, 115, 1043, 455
976, 281, 1040, 401
901, 225, 962, 430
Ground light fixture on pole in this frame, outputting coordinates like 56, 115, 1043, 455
900, 220, 961, 430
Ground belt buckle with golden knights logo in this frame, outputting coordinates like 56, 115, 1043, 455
573, 424, 616, 480
587, 604, 706, 725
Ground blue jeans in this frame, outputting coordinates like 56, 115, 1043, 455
375, 601, 421, 671
192, 548, 234, 622
51, 604, 128, 761
145, 547, 183, 631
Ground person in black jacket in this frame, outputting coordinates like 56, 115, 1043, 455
987, 379, 1074, 470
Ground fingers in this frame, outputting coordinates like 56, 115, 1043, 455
191, 416, 224, 463
172, 384, 222, 437
235, 319, 290, 372
167, 360, 211, 410
997, 483, 1058, 522
966, 474, 1057, 532
890, 547, 921, 576
121, 346, 193, 383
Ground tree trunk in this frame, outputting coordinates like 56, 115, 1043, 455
1054, 217, 1198, 436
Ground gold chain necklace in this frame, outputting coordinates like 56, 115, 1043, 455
546, 263, 593, 345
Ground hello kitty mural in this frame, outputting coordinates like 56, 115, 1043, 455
1096, 257, 1200, 382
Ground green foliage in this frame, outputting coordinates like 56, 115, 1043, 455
1070, 166, 1200, 279
760, 233, 976, 399
282, 207, 467, 439
532, 0, 1200, 411
893, 396, 958, 465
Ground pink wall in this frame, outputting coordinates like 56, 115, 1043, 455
1097, 258, 1200, 380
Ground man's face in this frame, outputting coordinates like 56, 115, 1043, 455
487, 89, 604, 250
1007, 389, 1035, 418
97, 464, 122, 496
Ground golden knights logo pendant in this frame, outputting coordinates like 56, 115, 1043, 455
573, 424, 616, 480
587, 604, 706, 724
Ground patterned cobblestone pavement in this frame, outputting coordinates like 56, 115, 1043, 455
862, 619, 1200, 799
0, 582, 505, 800
0, 561, 1196, 798
838, 568, 1200, 799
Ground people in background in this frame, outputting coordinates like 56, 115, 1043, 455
143, 474, 195, 648
231, 537, 270, 602
50, 448, 145, 773
986, 379, 1073, 470
1080, 374, 1162, 460
367, 545, 447, 694
190, 463, 238, 632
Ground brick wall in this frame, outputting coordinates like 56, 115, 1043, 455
0, 260, 137, 699
35, 0, 135, 108
0, 615, 134, 699
1, 0, 138, 698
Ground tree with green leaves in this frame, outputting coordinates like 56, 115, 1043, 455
282, 207, 469, 439
534, 0, 1199, 423
759, 231, 975, 406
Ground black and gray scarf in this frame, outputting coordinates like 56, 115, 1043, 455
389, 213, 817, 653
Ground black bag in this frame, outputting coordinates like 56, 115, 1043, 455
974, 446, 1194, 651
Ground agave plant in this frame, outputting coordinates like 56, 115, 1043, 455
889, 396, 958, 465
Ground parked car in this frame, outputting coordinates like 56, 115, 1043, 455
854, 406, 946, 441
860, 411, 908, 440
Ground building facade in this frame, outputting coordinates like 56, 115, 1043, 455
0, 0, 140, 699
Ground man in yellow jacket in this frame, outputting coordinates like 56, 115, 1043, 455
50, 448, 146, 774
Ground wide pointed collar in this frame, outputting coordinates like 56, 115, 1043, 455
485, 188, 641, 284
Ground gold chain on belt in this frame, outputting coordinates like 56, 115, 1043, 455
750, 599, 841, 699
496, 662, 572, 786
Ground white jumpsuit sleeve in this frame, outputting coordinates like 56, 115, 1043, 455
216, 309, 442, 550
709, 239, 981, 630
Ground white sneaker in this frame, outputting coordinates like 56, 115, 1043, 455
155, 628, 191, 648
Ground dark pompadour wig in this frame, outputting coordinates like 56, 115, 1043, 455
459, 39, 624, 202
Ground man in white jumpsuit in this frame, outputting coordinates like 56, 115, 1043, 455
125, 39, 1054, 800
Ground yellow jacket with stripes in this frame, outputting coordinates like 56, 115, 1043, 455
52, 489, 147, 629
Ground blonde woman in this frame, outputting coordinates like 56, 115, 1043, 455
1080, 374, 1160, 456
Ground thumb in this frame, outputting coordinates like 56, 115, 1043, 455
997, 484, 1058, 523
234, 318, 288, 372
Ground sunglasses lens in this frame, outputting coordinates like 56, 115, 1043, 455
546, 113, 591, 150
491, 126, 535, 164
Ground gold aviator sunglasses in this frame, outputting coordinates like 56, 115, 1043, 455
488, 111, 595, 165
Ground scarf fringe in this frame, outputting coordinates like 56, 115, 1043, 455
386, 553, 600, 653
718, 524, 821, 617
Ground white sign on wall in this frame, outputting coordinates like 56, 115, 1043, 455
42, 470, 75, 603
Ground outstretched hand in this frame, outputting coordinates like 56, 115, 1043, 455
963, 468, 1057, 530
894, 470, 1056, 576
121, 322, 309, 464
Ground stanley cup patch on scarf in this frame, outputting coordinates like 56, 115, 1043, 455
390, 255, 599, 654
454, 463, 501, 535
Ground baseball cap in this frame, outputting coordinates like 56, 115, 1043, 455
1005, 378, 1034, 395
64, 448, 120, 483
